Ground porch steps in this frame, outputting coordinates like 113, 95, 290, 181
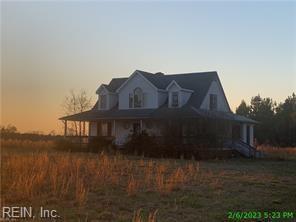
227, 140, 264, 158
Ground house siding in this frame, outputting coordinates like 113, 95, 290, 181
200, 80, 230, 112
118, 73, 158, 109
108, 94, 118, 109
167, 83, 192, 107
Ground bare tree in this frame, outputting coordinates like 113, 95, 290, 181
62, 89, 92, 136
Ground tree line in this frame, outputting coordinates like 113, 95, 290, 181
236, 93, 296, 147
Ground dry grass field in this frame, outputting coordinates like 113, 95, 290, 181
1, 140, 296, 221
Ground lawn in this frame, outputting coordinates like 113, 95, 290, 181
1, 144, 296, 222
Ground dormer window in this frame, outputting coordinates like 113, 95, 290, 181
172, 92, 179, 107
210, 94, 217, 110
134, 87, 143, 108
99, 94, 107, 109
129, 87, 143, 108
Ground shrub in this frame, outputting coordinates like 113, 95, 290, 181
87, 136, 115, 153
124, 131, 159, 157
54, 138, 83, 152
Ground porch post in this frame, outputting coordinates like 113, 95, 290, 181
88, 122, 91, 137
83, 121, 86, 136
64, 120, 67, 137
113, 120, 116, 137
241, 123, 247, 143
140, 119, 143, 132
249, 124, 254, 147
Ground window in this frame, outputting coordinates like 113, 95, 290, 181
99, 95, 107, 109
134, 87, 143, 108
209, 94, 217, 110
171, 92, 179, 107
129, 87, 143, 108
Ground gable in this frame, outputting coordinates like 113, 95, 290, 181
96, 84, 109, 95
166, 81, 181, 91
116, 71, 158, 93
118, 72, 159, 109
200, 80, 231, 112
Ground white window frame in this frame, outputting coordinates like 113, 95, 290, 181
171, 91, 179, 108
129, 87, 144, 109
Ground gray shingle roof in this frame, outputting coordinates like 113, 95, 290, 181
136, 70, 224, 108
60, 70, 255, 123
60, 104, 257, 124
104, 78, 128, 92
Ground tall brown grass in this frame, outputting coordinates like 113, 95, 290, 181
133, 208, 158, 222
1, 151, 200, 207
257, 145, 296, 160
1, 139, 54, 151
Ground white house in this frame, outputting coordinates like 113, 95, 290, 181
60, 70, 258, 157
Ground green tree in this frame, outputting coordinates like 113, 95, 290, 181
236, 100, 251, 117
249, 95, 276, 144
274, 93, 296, 146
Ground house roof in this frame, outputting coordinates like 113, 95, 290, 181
138, 70, 230, 110
59, 104, 257, 124
104, 78, 128, 92
111, 70, 223, 109
60, 70, 255, 123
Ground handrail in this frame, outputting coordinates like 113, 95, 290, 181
236, 139, 257, 152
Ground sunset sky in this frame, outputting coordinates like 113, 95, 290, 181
1, 1, 295, 134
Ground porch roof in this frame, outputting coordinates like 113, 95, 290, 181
59, 105, 258, 124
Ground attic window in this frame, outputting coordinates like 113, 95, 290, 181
129, 87, 143, 108
171, 92, 179, 107
99, 95, 107, 109
209, 94, 217, 110
134, 88, 143, 108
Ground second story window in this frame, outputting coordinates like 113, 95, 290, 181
99, 94, 107, 109
172, 92, 179, 107
209, 94, 217, 110
129, 87, 143, 108
133, 87, 143, 108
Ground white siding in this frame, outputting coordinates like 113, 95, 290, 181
108, 94, 118, 109
200, 80, 230, 112
97, 87, 108, 110
118, 73, 158, 109
96, 86, 118, 110
167, 83, 192, 107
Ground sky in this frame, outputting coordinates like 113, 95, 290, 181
1, 1, 296, 134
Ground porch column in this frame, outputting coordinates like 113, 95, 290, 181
249, 124, 254, 147
140, 119, 143, 132
113, 120, 116, 137
241, 123, 247, 143
64, 120, 67, 137
83, 121, 86, 136
88, 122, 91, 136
